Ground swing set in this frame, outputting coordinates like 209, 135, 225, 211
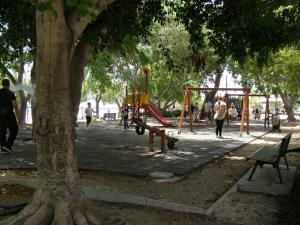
178, 87, 270, 136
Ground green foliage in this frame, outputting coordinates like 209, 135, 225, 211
36, 0, 53, 11
95, 0, 166, 50
228, 45, 300, 101
171, 0, 300, 64
66, 0, 78, 7
0, 0, 35, 82
0, 0, 35, 62
82, 49, 113, 99
263, 46, 300, 94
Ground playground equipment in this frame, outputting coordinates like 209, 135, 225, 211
132, 118, 178, 152
179, 87, 252, 136
178, 87, 271, 136
123, 67, 178, 151
124, 67, 175, 128
224, 93, 271, 127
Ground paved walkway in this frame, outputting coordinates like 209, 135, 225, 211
0, 119, 271, 176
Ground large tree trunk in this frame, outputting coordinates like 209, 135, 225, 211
31, 58, 37, 140
0, 56, 28, 124
116, 99, 122, 118
17, 52, 27, 124
35, 1, 81, 223
0, 1, 124, 224
70, 41, 92, 124
95, 95, 102, 119
2, 2, 81, 224
279, 91, 298, 122
199, 66, 222, 119
17, 90, 28, 124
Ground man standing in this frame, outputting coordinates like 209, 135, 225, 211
0, 79, 20, 153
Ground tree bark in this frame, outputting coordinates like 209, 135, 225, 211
162, 100, 176, 112
1, 2, 84, 224
200, 66, 223, 119
36, 0, 81, 208
116, 100, 122, 118
279, 91, 297, 121
17, 54, 27, 124
31, 58, 37, 140
1, 0, 124, 224
95, 95, 102, 119
70, 41, 92, 124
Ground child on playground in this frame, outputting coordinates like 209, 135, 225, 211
85, 102, 95, 128
228, 103, 237, 119
122, 107, 129, 130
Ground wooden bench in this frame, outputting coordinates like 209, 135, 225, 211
102, 113, 116, 120
194, 119, 208, 126
246, 132, 292, 184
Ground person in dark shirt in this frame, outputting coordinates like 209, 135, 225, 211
0, 79, 20, 153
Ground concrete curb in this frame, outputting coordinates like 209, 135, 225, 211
0, 177, 209, 215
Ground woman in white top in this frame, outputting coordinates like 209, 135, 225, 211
214, 96, 227, 138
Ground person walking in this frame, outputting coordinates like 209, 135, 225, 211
214, 96, 227, 139
85, 102, 95, 128
0, 79, 20, 153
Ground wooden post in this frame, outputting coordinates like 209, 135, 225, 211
240, 95, 246, 136
187, 91, 193, 132
149, 130, 154, 152
264, 95, 269, 128
137, 89, 140, 119
226, 100, 230, 125
178, 89, 188, 134
125, 85, 128, 107
144, 70, 149, 94
132, 88, 135, 117
161, 129, 165, 152
266, 96, 270, 126
246, 92, 250, 135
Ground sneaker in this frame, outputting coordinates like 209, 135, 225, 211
2, 146, 13, 153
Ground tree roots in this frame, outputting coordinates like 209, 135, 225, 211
0, 200, 127, 225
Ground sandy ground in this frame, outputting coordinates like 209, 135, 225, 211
0, 122, 300, 224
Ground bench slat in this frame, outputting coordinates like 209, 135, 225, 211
247, 145, 279, 162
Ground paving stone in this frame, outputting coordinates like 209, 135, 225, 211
0, 120, 270, 176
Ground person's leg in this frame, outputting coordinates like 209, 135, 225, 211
6, 115, 18, 149
86, 116, 91, 128
215, 120, 220, 137
219, 119, 224, 137
124, 117, 128, 129
0, 118, 7, 148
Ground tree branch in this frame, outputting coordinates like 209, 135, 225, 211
0, 61, 17, 84
68, 0, 116, 43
